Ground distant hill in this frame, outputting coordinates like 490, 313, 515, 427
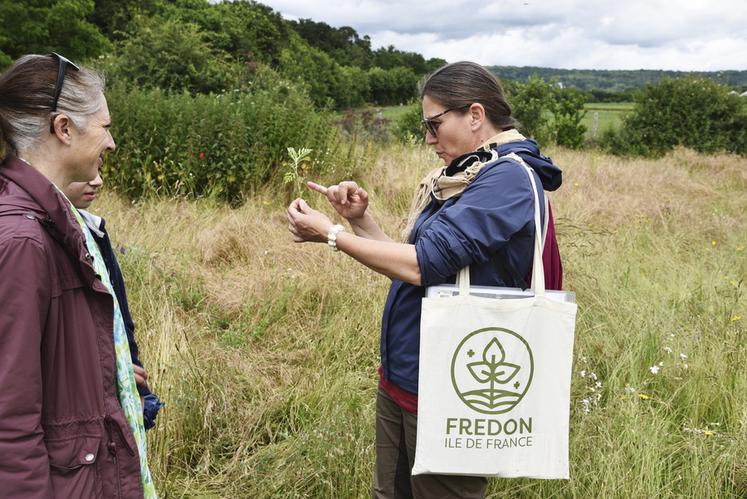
488, 66, 747, 93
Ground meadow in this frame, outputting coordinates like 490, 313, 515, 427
581, 102, 634, 138
96, 143, 746, 498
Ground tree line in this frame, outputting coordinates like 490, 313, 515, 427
488, 65, 747, 95
0, 0, 446, 108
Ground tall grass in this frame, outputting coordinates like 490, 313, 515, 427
95, 145, 746, 497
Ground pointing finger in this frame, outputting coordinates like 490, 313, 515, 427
307, 181, 328, 195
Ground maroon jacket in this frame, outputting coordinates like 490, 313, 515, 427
0, 156, 145, 498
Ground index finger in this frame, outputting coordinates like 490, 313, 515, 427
307, 181, 328, 195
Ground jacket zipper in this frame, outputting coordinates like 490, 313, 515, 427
105, 416, 124, 499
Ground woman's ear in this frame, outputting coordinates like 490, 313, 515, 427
469, 103, 486, 132
52, 114, 73, 145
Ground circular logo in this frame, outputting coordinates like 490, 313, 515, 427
451, 327, 534, 415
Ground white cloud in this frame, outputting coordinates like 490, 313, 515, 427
261, 0, 747, 70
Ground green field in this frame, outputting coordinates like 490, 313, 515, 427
582, 102, 634, 137
96, 143, 745, 497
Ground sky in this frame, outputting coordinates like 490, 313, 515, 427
259, 0, 747, 71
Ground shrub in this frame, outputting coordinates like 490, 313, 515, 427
505, 76, 554, 144
103, 67, 342, 203
551, 87, 587, 149
392, 102, 424, 143
602, 77, 747, 156
107, 15, 242, 94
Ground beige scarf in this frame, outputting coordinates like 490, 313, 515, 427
402, 129, 527, 241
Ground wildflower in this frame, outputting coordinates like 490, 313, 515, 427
595, 381, 602, 389
679, 353, 688, 361
658, 361, 664, 367
638, 393, 651, 400
731, 315, 741, 322
711, 240, 717, 247
198, 151, 206, 159
649, 365, 660, 375
624, 385, 636, 394
704, 430, 714, 437
664, 346, 673, 354
590, 372, 598, 381
579, 370, 586, 378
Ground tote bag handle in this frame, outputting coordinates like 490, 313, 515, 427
456, 153, 546, 297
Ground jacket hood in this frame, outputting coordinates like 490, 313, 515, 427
494, 139, 563, 191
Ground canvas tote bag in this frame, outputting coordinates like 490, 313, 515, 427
412, 155, 578, 479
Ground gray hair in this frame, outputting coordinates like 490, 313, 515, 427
0, 54, 105, 156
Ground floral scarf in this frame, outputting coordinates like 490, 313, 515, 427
65, 197, 158, 498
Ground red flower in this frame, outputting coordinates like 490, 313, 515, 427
198, 151, 206, 159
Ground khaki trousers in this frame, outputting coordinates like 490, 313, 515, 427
373, 387, 487, 499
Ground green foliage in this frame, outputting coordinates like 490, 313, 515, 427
506, 76, 554, 144
392, 102, 425, 143
0, 0, 110, 63
368, 66, 418, 106
552, 87, 587, 149
506, 77, 587, 147
105, 15, 242, 94
290, 19, 373, 69
103, 67, 341, 202
602, 77, 747, 157
278, 33, 345, 109
89, 0, 163, 40
283, 147, 313, 199
167, 0, 290, 66
491, 65, 747, 93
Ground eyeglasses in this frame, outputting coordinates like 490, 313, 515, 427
49, 52, 80, 133
422, 105, 470, 138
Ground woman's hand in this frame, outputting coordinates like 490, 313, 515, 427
307, 180, 369, 221
133, 364, 148, 388
287, 198, 334, 243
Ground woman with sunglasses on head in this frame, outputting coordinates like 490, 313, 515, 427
287, 61, 563, 498
0, 55, 157, 498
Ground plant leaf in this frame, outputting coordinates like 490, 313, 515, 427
467, 361, 493, 383
482, 337, 506, 367
492, 362, 520, 384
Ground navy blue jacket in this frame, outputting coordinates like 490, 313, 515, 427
380, 139, 562, 394
82, 212, 164, 429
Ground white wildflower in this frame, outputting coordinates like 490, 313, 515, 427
679, 353, 688, 361
590, 372, 598, 381
595, 381, 603, 389
664, 346, 673, 354
579, 370, 586, 378
649, 365, 660, 375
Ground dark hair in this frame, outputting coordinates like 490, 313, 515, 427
0, 54, 105, 158
419, 61, 516, 129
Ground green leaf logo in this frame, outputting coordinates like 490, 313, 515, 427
451, 328, 534, 414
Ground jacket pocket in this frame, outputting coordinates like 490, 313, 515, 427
47, 434, 103, 497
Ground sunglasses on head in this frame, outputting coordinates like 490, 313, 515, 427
422, 104, 470, 138
49, 52, 80, 133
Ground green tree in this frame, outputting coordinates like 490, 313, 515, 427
0, 0, 110, 64
368, 66, 417, 106
551, 87, 587, 149
109, 15, 241, 93
605, 77, 747, 156
506, 76, 554, 144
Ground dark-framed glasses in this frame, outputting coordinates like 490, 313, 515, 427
49, 52, 80, 133
422, 105, 470, 138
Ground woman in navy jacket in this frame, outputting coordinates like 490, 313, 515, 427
287, 61, 563, 498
